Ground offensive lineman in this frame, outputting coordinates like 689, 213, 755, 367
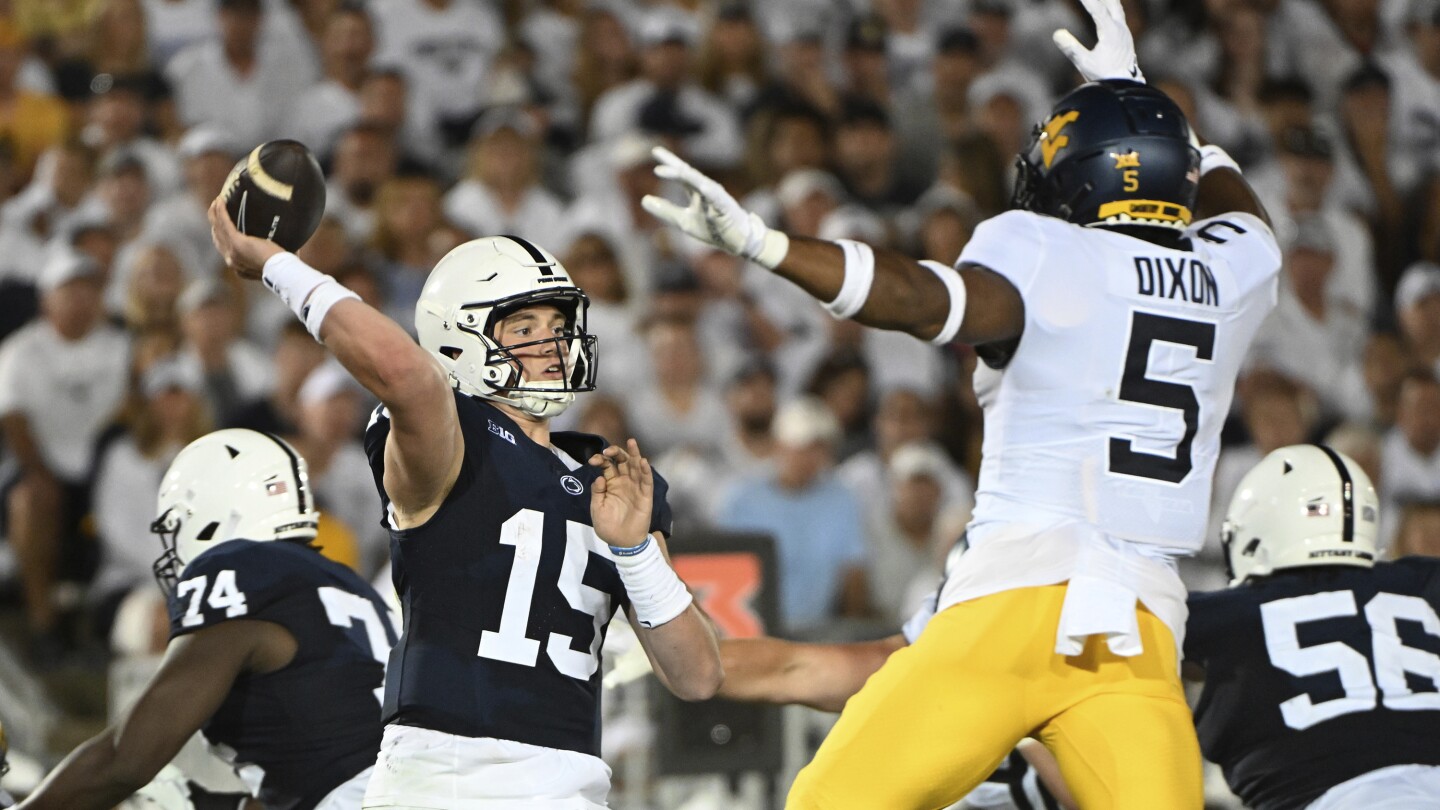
1187, 444, 1440, 809
18, 429, 397, 810
644, 0, 1279, 805
207, 200, 722, 805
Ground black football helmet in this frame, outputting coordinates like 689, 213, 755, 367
1012, 80, 1200, 230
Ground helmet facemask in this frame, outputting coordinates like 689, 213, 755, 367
453, 289, 598, 419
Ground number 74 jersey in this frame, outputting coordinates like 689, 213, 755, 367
961, 209, 1280, 553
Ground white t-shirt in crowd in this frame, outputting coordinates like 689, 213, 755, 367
0, 320, 131, 481
370, 0, 503, 120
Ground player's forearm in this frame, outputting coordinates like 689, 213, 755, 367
772, 237, 951, 340
638, 604, 723, 701
1194, 167, 1269, 226
717, 637, 827, 708
17, 728, 156, 809
718, 637, 901, 712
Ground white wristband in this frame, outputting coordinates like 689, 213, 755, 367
1199, 144, 1240, 177
824, 239, 876, 319
262, 252, 358, 341
303, 280, 361, 341
920, 260, 967, 345
611, 537, 693, 629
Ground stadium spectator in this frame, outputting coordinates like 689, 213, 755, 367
1380, 371, 1440, 547
370, 174, 446, 326
591, 9, 743, 170
630, 314, 726, 459
0, 248, 129, 651
323, 123, 397, 243
289, 362, 386, 578
1246, 216, 1368, 420
227, 321, 325, 436
863, 441, 968, 623
138, 126, 235, 279
443, 108, 562, 242
1396, 260, 1440, 377
175, 278, 272, 427
695, 4, 766, 111
0, 21, 70, 181
839, 387, 971, 531
287, 2, 375, 161
90, 355, 209, 621
715, 397, 868, 631
119, 243, 186, 337
165, 0, 316, 148
369, 0, 502, 145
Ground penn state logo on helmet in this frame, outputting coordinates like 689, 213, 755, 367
415, 235, 597, 419
1012, 80, 1200, 230
151, 429, 319, 593
1221, 444, 1380, 586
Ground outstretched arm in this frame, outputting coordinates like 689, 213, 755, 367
642, 149, 1024, 347
718, 635, 905, 713
16, 621, 286, 810
207, 200, 462, 524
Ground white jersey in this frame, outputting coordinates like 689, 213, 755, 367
935, 210, 1280, 655
965, 209, 1279, 552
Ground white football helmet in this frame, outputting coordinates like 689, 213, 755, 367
1221, 444, 1380, 586
152, 429, 319, 593
415, 235, 596, 419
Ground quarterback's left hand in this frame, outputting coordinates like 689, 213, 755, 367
588, 439, 654, 549
642, 147, 789, 269
1053, 0, 1145, 84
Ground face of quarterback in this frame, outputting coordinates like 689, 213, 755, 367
493, 303, 571, 385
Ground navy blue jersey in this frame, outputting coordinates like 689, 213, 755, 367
168, 540, 397, 810
363, 394, 672, 756
1185, 558, 1440, 810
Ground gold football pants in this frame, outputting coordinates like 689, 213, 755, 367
787, 584, 1203, 809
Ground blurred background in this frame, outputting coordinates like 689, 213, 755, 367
0, 0, 1438, 807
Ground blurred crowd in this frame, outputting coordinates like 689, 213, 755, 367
0, 0, 1439, 672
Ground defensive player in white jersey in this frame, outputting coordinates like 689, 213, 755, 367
644, 1, 1280, 806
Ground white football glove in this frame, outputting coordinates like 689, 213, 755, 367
641, 146, 790, 269
1053, 0, 1145, 84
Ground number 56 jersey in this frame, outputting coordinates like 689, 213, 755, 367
1184, 559, 1440, 810
961, 209, 1280, 553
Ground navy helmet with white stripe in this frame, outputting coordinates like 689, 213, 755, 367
415, 235, 596, 419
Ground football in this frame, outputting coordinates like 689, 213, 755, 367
221, 140, 326, 252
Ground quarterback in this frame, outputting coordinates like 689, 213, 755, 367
645, 0, 1279, 806
208, 199, 722, 807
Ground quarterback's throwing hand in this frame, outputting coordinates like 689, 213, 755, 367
642, 147, 789, 269
207, 197, 283, 281
589, 439, 654, 549
1053, 0, 1145, 84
